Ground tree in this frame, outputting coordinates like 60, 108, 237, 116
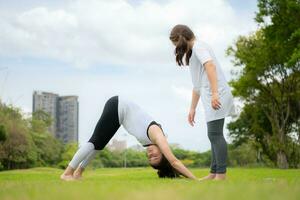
58, 143, 78, 169
0, 102, 64, 170
227, 0, 300, 168
0, 125, 7, 142
31, 110, 52, 132
30, 110, 63, 166
255, 0, 300, 66
0, 103, 37, 169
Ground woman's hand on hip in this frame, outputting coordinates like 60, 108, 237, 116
211, 92, 221, 110
188, 109, 196, 126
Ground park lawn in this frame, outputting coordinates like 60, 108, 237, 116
0, 168, 299, 200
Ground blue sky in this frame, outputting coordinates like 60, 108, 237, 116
0, 0, 258, 151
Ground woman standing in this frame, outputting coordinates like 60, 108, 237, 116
169, 24, 235, 180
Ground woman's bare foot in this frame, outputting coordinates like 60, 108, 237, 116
60, 166, 75, 181
214, 173, 226, 180
73, 167, 84, 180
60, 174, 75, 181
199, 173, 216, 181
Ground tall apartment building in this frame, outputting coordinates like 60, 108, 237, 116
57, 96, 79, 143
32, 91, 59, 137
32, 91, 79, 143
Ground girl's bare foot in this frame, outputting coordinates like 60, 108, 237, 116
214, 173, 226, 180
60, 166, 75, 181
73, 167, 84, 180
199, 173, 216, 181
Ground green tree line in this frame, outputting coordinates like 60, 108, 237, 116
0, 100, 271, 171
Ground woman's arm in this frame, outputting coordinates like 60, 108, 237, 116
148, 125, 197, 180
204, 61, 221, 110
188, 89, 200, 126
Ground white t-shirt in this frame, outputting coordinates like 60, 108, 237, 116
118, 96, 154, 146
189, 40, 236, 122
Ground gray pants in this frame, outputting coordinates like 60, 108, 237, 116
207, 118, 227, 174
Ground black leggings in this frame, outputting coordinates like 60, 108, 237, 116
207, 118, 227, 174
88, 96, 120, 150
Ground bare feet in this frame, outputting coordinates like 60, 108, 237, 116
214, 173, 226, 180
199, 173, 216, 181
60, 166, 75, 181
73, 167, 84, 180
60, 174, 75, 181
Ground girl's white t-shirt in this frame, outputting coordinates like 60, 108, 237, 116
189, 40, 236, 122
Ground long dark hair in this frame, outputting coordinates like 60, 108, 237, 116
169, 24, 195, 66
150, 155, 180, 178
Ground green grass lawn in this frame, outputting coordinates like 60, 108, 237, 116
0, 167, 299, 200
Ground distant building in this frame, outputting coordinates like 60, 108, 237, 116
57, 96, 79, 143
32, 91, 59, 137
107, 139, 127, 152
32, 91, 79, 143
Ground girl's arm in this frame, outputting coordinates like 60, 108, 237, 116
148, 125, 197, 180
188, 89, 200, 126
204, 61, 221, 110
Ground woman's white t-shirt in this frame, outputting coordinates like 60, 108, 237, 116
118, 96, 154, 146
189, 40, 236, 122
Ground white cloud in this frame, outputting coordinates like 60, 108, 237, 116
0, 0, 257, 70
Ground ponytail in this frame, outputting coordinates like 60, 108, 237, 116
170, 24, 195, 66
175, 35, 188, 66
